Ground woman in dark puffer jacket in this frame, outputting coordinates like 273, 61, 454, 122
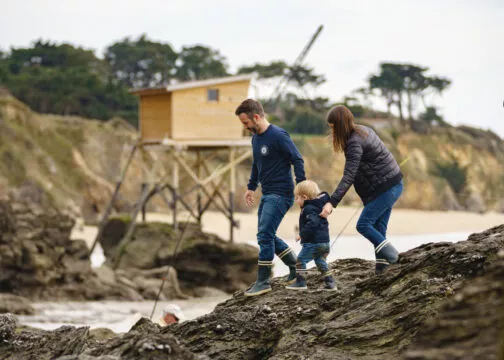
320, 105, 404, 274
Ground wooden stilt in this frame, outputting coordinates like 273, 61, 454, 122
141, 183, 147, 222
196, 150, 202, 224
172, 156, 179, 230
113, 183, 154, 269
88, 142, 138, 257
229, 147, 236, 243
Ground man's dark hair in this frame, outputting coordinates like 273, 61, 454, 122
235, 98, 265, 119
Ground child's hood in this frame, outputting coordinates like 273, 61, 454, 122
303, 191, 330, 210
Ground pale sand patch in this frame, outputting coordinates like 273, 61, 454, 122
71, 207, 504, 251
139, 207, 504, 243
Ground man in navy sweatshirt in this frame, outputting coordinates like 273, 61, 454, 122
235, 99, 306, 297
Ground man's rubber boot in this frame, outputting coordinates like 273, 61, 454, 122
279, 248, 297, 284
375, 240, 399, 274
323, 275, 337, 291
245, 265, 272, 297
285, 272, 307, 290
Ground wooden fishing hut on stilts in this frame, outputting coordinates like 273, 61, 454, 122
89, 74, 255, 265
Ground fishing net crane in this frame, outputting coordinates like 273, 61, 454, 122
269, 25, 324, 112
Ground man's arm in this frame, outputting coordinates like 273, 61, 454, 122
329, 139, 363, 207
279, 131, 305, 184
247, 160, 258, 192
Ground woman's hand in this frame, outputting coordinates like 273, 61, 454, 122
319, 202, 333, 218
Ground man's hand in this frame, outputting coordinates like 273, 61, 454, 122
295, 234, 301, 242
319, 202, 333, 219
244, 190, 256, 207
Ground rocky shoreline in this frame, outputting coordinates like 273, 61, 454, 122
0, 183, 257, 309
1, 223, 504, 359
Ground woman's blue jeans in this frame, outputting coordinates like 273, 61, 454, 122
356, 181, 403, 248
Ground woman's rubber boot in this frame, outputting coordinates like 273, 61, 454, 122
323, 275, 337, 291
279, 248, 297, 284
285, 272, 307, 290
375, 240, 399, 274
244, 265, 272, 297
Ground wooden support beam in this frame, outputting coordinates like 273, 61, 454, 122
88, 142, 138, 256
229, 147, 236, 243
196, 150, 202, 223
200, 157, 233, 217
172, 158, 179, 229
113, 184, 156, 269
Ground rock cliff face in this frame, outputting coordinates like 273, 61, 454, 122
295, 126, 504, 212
2, 225, 504, 359
0, 184, 144, 301
0, 184, 258, 302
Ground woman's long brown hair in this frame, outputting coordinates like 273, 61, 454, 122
326, 105, 366, 152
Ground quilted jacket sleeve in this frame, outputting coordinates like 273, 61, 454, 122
329, 137, 363, 207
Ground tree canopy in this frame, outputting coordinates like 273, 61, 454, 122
0, 36, 452, 134
367, 62, 451, 125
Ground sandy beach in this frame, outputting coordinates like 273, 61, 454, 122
139, 207, 504, 244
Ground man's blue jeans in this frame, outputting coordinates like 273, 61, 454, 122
356, 181, 403, 248
257, 193, 293, 262
297, 242, 330, 273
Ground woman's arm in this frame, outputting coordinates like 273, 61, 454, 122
330, 139, 363, 207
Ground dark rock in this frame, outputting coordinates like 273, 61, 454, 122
0, 192, 143, 301
88, 328, 116, 342
0, 294, 34, 315
0, 322, 90, 359
160, 225, 504, 359
100, 219, 258, 294
2, 225, 504, 359
0, 314, 16, 342
403, 250, 504, 359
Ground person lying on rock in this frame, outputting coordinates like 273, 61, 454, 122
158, 304, 185, 326
236, 99, 305, 297
319, 105, 403, 274
286, 180, 337, 291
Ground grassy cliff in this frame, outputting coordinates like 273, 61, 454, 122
293, 124, 504, 212
0, 94, 502, 219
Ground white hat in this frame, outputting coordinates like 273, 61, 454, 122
162, 304, 185, 321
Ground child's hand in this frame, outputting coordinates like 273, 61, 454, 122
296, 235, 301, 242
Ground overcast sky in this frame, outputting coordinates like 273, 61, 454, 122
2, 0, 503, 135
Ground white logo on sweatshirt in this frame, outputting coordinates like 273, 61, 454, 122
260, 145, 269, 156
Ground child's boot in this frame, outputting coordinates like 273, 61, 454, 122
375, 240, 399, 274
323, 274, 337, 291
285, 272, 307, 290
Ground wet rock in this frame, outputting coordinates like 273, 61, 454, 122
0, 324, 90, 359
99, 219, 258, 294
0, 192, 145, 301
88, 328, 116, 342
0, 314, 16, 342
0, 294, 34, 315
403, 236, 504, 359
160, 226, 504, 359
2, 225, 504, 359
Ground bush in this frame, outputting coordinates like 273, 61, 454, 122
433, 158, 467, 194
283, 107, 327, 135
